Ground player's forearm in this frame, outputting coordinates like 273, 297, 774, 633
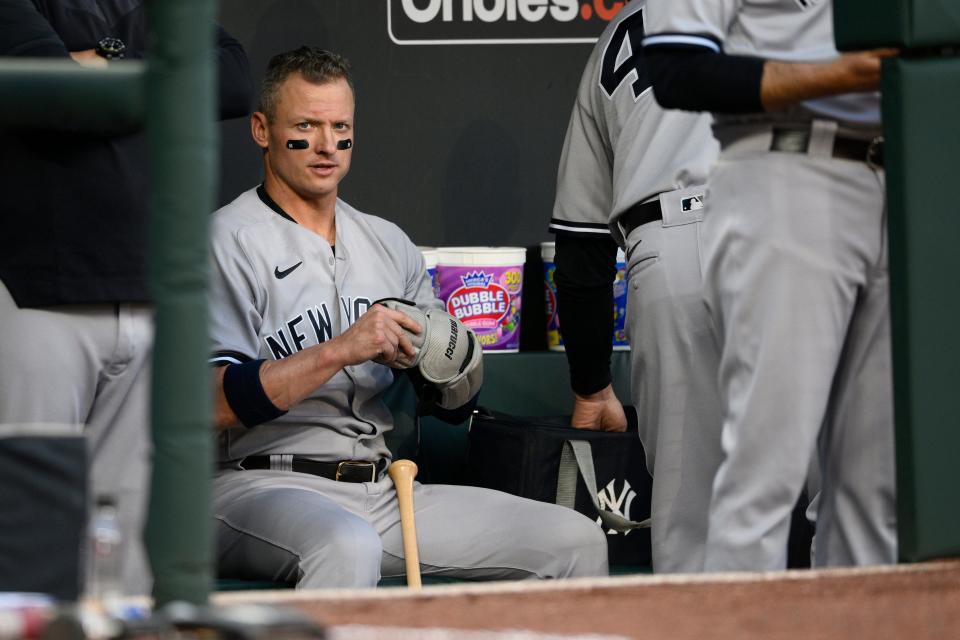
212, 342, 347, 431
760, 60, 840, 111
554, 233, 617, 395
258, 342, 347, 411
645, 47, 895, 115
760, 50, 894, 111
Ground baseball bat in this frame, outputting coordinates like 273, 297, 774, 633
388, 459, 422, 589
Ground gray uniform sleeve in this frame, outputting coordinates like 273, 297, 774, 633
551, 97, 613, 232
209, 223, 264, 365
643, 0, 735, 45
550, 43, 616, 394
402, 238, 443, 312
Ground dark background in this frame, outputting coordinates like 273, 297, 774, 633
216, 0, 608, 248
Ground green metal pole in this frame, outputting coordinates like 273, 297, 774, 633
0, 59, 143, 133
144, 0, 217, 605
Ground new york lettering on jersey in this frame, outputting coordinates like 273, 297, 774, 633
264, 296, 373, 360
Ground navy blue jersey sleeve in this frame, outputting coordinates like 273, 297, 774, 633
216, 25, 254, 120
0, 0, 70, 57
642, 38, 765, 113
554, 232, 618, 396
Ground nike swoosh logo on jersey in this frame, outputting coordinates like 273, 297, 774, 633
274, 261, 303, 279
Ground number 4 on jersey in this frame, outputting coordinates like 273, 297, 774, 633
599, 10, 649, 101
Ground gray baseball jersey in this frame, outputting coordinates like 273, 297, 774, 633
550, 0, 718, 247
209, 186, 440, 464
208, 186, 609, 587
643, 0, 896, 570
550, 0, 724, 573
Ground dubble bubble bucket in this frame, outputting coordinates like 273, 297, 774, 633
437, 247, 526, 353
540, 241, 629, 351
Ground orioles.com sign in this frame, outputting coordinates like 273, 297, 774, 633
388, 0, 626, 44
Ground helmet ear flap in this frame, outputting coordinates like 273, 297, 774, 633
416, 309, 473, 384
434, 328, 483, 411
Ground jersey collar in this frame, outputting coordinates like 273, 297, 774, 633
256, 184, 297, 224
257, 184, 342, 257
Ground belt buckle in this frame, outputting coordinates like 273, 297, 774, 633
867, 136, 884, 169
336, 460, 375, 482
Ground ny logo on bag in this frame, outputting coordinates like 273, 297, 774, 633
596, 478, 637, 535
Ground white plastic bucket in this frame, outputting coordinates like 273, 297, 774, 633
418, 247, 440, 299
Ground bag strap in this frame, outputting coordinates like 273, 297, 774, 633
555, 439, 650, 532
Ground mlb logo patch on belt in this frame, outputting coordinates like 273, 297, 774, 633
682, 195, 704, 212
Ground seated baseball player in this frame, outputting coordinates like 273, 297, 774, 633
208, 46, 608, 588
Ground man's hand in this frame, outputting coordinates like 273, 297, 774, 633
213, 305, 424, 430
571, 384, 627, 432
830, 48, 899, 93
331, 304, 422, 367
69, 49, 107, 68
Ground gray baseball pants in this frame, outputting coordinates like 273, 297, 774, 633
0, 281, 154, 594
701, 120, 897, 571
623, 186, 724, 573
212, 466, 609, 588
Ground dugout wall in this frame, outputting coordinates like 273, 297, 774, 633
835, 0, 960, 562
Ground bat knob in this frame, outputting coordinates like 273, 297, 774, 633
388, 459, 418, 480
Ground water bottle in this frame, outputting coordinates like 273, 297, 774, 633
85, 495, 123, 611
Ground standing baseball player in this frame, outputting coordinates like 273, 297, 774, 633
642, 1, 898, 569
550, 0, 722, 572
209, 47, 608, 588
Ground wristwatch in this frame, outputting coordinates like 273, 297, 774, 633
95, 36, 126, 60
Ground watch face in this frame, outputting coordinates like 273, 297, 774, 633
96, 37, 126, 59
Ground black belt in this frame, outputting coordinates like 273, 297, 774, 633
770, 127, 884, 167
620, 199, 663, 236
238, 456, 385, 482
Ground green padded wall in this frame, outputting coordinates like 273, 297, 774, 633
834, 0, 960, 49
883, 57, 960, 562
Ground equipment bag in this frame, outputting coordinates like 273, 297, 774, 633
465, 407, 652, 567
